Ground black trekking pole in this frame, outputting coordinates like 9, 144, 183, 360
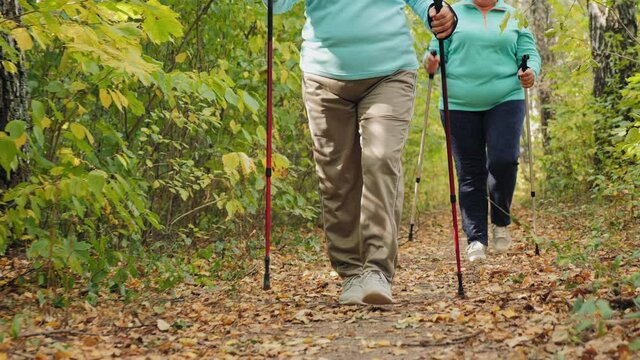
519, 55, 539, 257
434, 0, 464, 298
409, 50, 439, 242
263, 0, 274, 290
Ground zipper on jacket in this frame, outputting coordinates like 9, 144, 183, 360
466, 2, 508, 30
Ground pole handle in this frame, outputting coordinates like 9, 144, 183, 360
434, 0, 443, 12
426, 50, 439, 78
519, 54, 529, 72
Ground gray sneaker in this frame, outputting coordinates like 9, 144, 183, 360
466, 241, 487, 262
339, 275, 364, 305
360, 271, 393, 305
492, 225, 512, 253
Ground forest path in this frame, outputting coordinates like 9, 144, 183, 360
4, 208, 638, 359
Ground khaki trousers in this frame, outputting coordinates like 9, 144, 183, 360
302, 70, 417, 281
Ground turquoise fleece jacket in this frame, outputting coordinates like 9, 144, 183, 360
429, 0, 541, 111
264, 0, 433, 80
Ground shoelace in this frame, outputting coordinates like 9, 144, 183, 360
343, 275, 360, 288
362, 271, 387, 286
493, 225, 509, 238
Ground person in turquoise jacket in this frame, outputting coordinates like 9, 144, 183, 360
263, 0, 456, 305
426, 0, 541, 262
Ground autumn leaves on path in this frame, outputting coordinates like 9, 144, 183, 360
4, 208, 639, 359
184, 209, 636, 358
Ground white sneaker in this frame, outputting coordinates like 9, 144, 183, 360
492, 225, 512, 253
360, 271, 393, 305
339, 275, 364, 305
466, 241, 487, 262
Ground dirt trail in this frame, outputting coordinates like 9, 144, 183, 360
3, 208, 638, 359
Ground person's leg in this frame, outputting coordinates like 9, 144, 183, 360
485, 100, 525, 227
445, 109, 488, 246
357, 70, 417, 282
302, 73, 365, 279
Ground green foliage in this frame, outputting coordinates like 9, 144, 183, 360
539, 1, 596, 197
539, 0, 639, 209
571, 296, 613, 336
402, 11, 449, 214
0, 0, 317, 296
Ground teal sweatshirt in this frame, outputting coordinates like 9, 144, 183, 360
429, 0, 541, 111
265, 0, 432, 80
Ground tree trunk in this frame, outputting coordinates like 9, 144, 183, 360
589, 0, 638, 98
0, 0, 29, 188
588, 0, 638, 170
530, 0, 555, 152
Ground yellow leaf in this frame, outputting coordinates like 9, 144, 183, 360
42, 117, 52, 129
175, 52, 188, 63
115, 90, 128, 108
77, 103, 88, 116
222, 152, 239, 175
109, 89, 123, 112
502, 308, 518, 319
238, 153, 256, 175
10, 27, 33, 51
99, 89, 112, 109
2, 61, 17, 74
376, 340, 391, 347
14, 133, 27, 148
229, 120, 240, 134
179, 338, 197, 347
70, 123, 86, 140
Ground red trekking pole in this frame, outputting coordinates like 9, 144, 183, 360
263, 0, 274, 291
434, 0, 464, 298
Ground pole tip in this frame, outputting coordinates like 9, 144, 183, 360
457, 272, 465, 298
535, 243, 540, 256
408, 224, 415, 241
263, 256, 271, 291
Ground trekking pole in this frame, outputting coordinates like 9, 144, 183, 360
519, 55, 539, 256
434, 0, 464, 298
409, 50, 439, 242
264, 0, 274, 290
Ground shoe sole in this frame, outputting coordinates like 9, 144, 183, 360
362, 292, 393, 305
468, 254, 486, 262
339, 297, 364, 305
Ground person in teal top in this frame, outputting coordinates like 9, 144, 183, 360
269, 0, 455, 80
425, 0, 541, 261
263, 0, 456, 305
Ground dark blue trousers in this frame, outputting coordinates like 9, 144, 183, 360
441, 100, 525, 246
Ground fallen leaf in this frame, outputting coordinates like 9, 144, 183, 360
54, 351, 70, 360
551, 328, 569, 344
506, 336, 530, 348
179, 338, 198, 347
393, 348, 408, 356
82, 336, 99, 347
157, 319, 171, 331
502, 308, 518, 319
